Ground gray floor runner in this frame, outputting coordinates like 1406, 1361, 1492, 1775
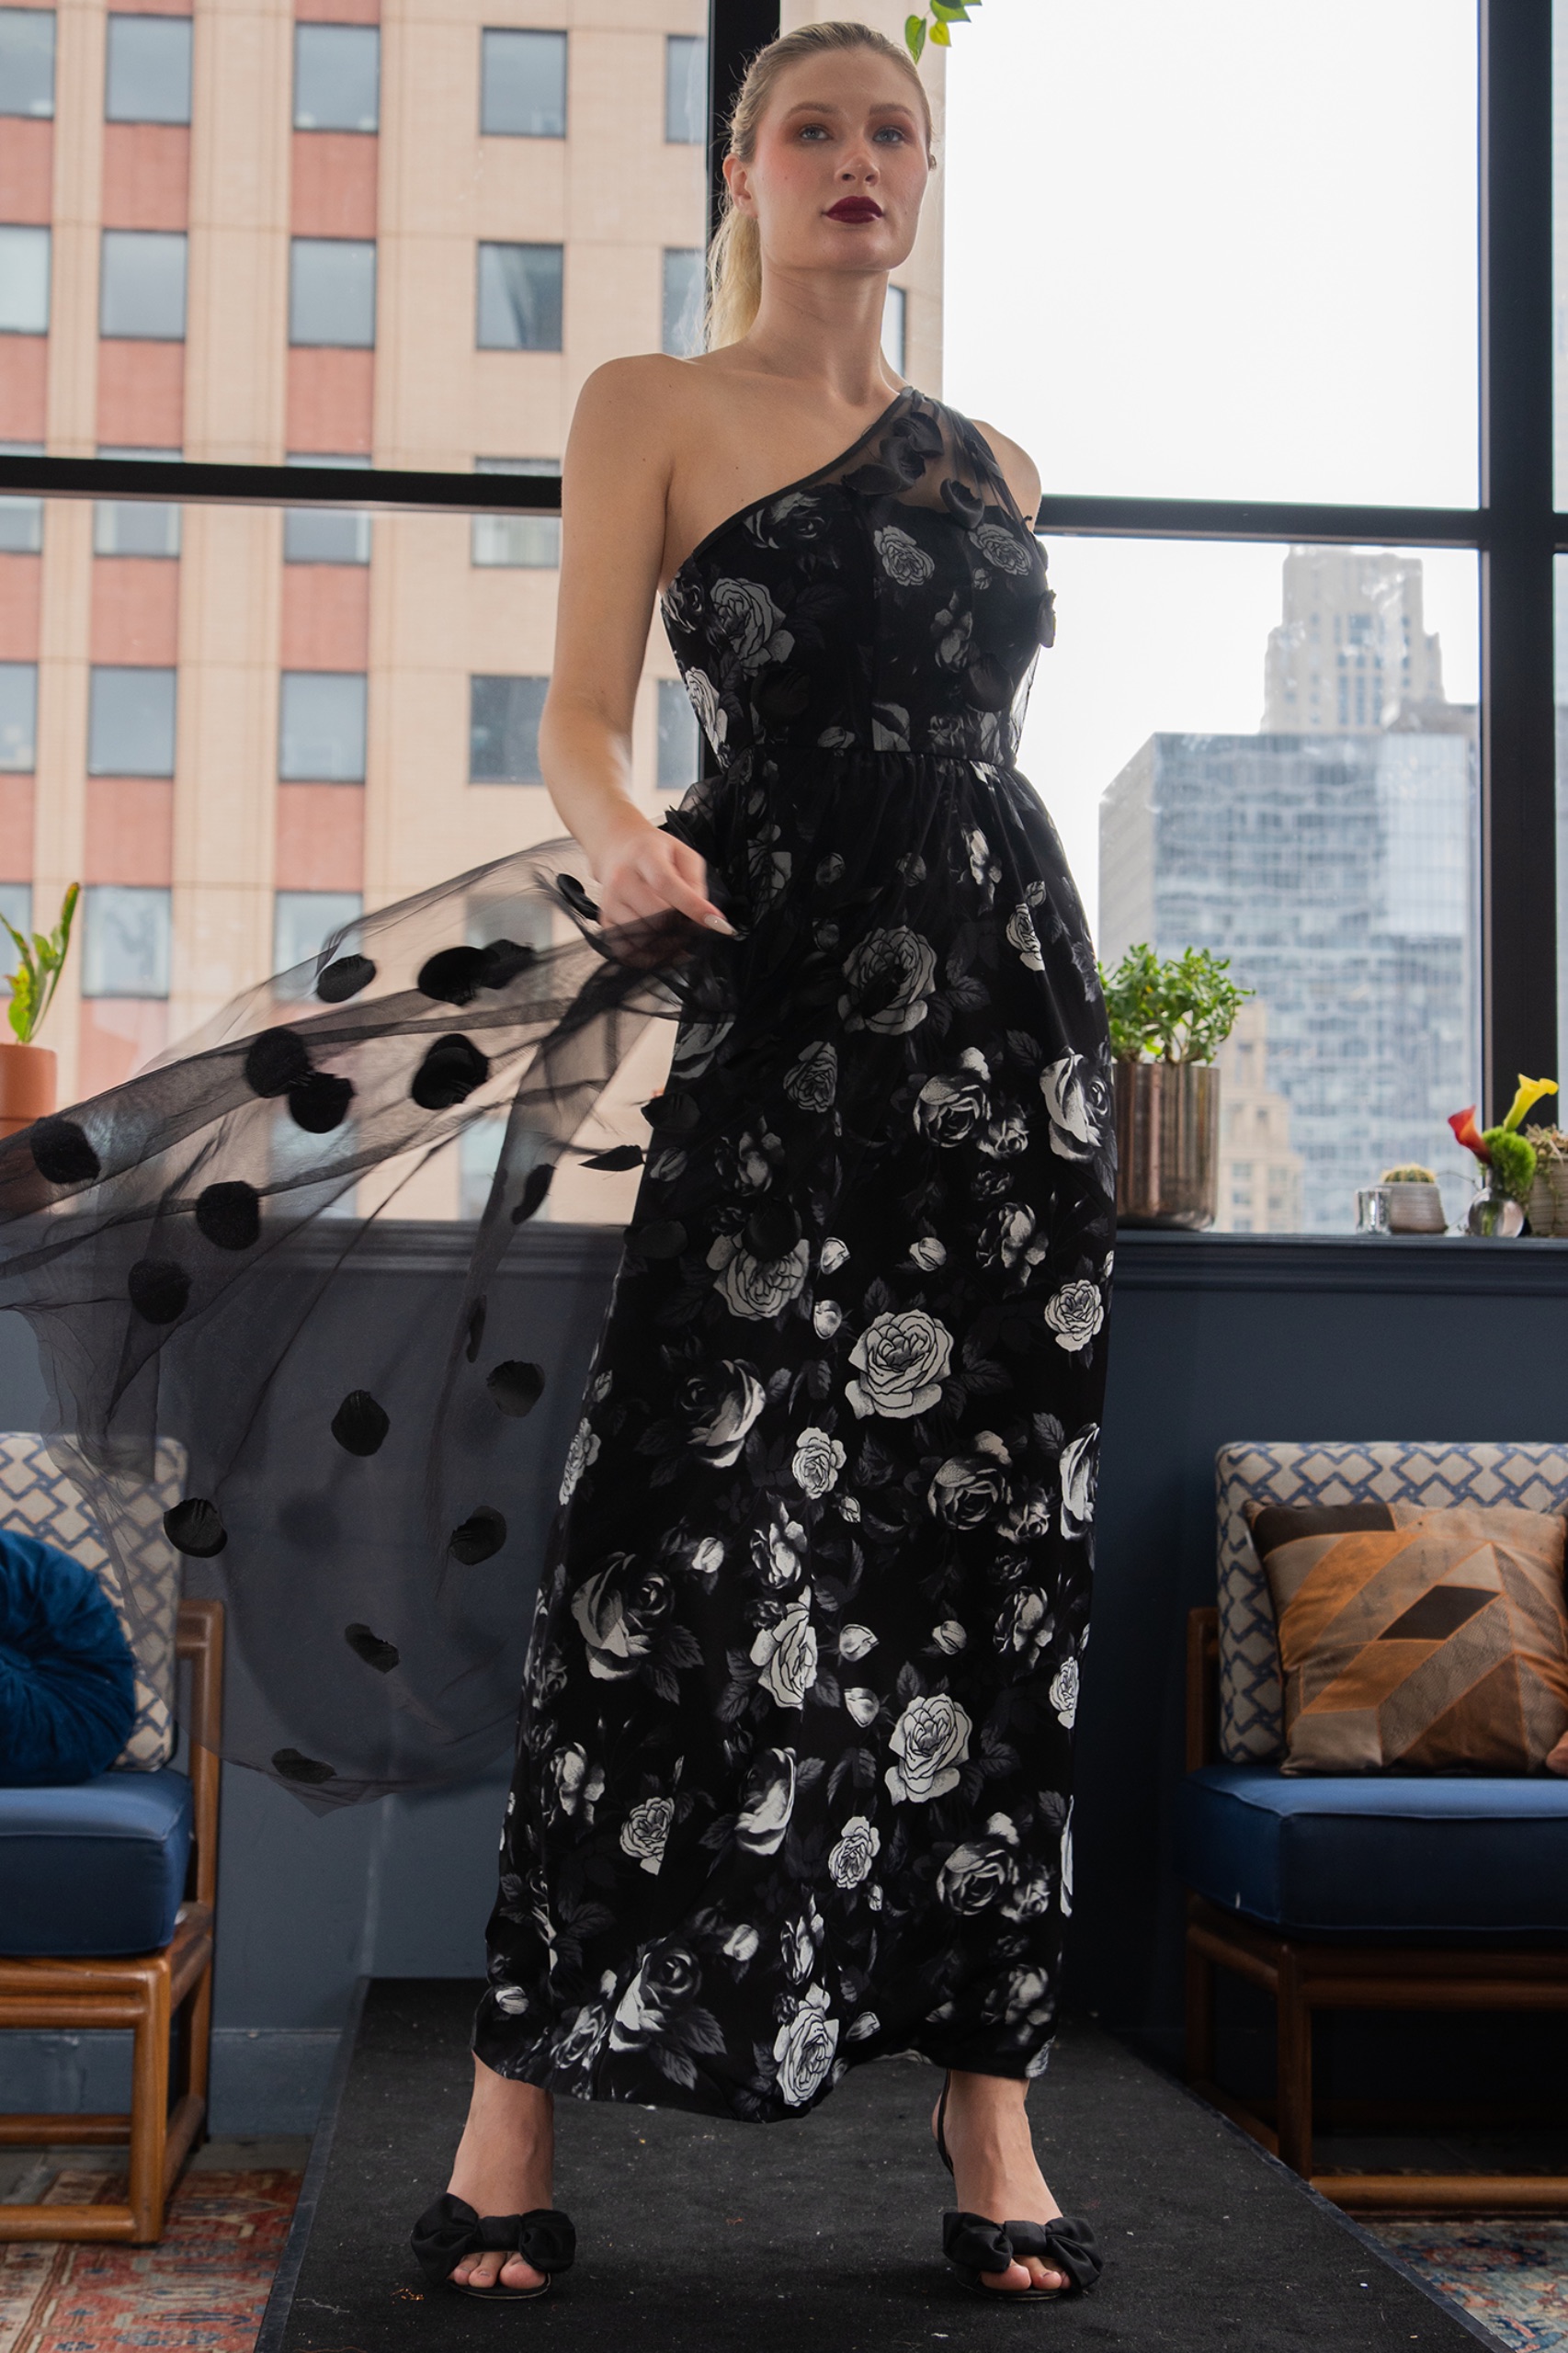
264, 1978, 1491, 2353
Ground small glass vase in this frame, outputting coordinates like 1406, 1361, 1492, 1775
1466, 1180, 1525, 1237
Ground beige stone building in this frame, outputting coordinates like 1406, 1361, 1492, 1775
0, 0, 944, 1215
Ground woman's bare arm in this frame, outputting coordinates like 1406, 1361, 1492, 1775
540, 358, 734, 935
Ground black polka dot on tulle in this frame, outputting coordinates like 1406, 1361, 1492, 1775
449, 1506, 506, 1564
464, 1297, 486, 1363
487, 1359, 544, 1417
642, 1090, 699, 1133
582, 1144, 643, 1171
417, 945, 488, 1006
316, 953, 376, 1004
195, 1179, 260, 1251
129, 1258, 190, 1324
30, 1116, 100, 1187
331, 1390, 390, 1456
411, 1034, 489, 1110
272, 1747, 335, 1784
244, 1027, 312, 1098
510, 1163, 553, 1225
626, 1219, 687, 1258
289, 1069, 355, 1133
745, 1199, 801, 1259
556, 873, 600, 921
345, 1622, 400, 1673
479, 938, 537, 989
164, 1496, 228, 1556
940, 476, 985, 529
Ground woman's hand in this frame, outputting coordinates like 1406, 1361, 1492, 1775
594, 813, 736, 936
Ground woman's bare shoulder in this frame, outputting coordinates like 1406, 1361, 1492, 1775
971, 418, 1041, 523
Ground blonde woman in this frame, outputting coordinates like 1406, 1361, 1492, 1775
414, 18, 1114, 2307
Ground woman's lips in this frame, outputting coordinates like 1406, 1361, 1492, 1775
825, 198, 883, 223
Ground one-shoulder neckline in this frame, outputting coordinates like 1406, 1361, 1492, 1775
663, 384, 920, 598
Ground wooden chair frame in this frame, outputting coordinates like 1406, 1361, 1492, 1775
1184, 1606, 1568, 2216
0, 1597, 223, 2245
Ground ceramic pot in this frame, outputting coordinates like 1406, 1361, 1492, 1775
1113, 1059, 1219, 1229
1525, 1156, 1568, 1237
0, 1040, 55, 1141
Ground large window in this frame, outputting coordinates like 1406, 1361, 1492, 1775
0, 227, 50, 335
100, 232, 187, 341
279, 673, 368, 783
105, 15, 192, 125
0, 665, 37, 772
294, 25, 380, 133
472, 459, 560, 569
88, 666, 176, 777
0, 9, 53, 116
665, 34, 705, 143
470, 676, 547, 783
95, 447, 180, 557
290, 240, 377, 349
481, 28, 567, 138
476, 244, 562, 352
82, 885, 171, 999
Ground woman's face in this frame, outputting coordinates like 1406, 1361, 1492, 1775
728, 49, 931, 286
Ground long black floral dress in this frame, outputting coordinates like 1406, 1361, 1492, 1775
471, 388, 1118, 2121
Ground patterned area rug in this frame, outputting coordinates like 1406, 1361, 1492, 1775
0, 2168, 301, 2353
1366, 2221, 1568, 2352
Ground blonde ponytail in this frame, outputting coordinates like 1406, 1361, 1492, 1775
705, 20, 933, 352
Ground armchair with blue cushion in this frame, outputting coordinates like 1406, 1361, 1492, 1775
1177, 1440, 1568, 2217
0, 1434, 222, 2245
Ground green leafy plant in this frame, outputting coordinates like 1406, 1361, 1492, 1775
3, 883, 80, 1045
904, 0, 981, 63
1096, 941, 1255, 1065
1449, 1075, 1559, 1203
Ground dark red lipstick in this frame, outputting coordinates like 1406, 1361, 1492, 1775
825, 196, 883, 223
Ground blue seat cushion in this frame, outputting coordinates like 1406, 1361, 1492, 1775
1176, 1766, 1568, 1938
0, 1528, 136, 1786
0, 1768, 193, 1955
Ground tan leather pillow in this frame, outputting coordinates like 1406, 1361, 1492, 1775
1244, 1499, 1568, 1775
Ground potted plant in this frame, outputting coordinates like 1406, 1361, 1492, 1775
0, 885, 79, 1141
1522, 1126, 1568, 1236
1098, 942, 1253, 1229
1448, 1076, 1559, 1236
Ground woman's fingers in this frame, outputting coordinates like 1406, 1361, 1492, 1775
600, 835, 735, 935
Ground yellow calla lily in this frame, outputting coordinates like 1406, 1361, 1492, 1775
1501, 1074, 1558, 1132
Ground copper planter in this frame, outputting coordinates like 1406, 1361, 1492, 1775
1113, 1058, 1220, 1230
0, 1041, 56, 1141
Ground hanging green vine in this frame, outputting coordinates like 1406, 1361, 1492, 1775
904, 1, 981, 63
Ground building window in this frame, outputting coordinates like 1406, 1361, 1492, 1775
0, 440, 42, 552
472, 459, 560, 568
293, 24, 379, 133
0, 8, 53, 117
470, 675, 546, 782
105, 14, 192, 125
665, 34, 705, 143
100, 230, 187, 340
0, 663, 38, 772
480, 28, 565, 139
279, 672, 367, 781
94, 446, 181, 557
290, 239, 376, 348
0, 882, 32, 941
275, 889, 363, 977
88, 665, 176, 776
882, 283, 906, 377
82, 884, 171, 998
476, 242, 562, 352
285, 452, 372, 564
0, 226, 50, 335
662, 248, 703, 358
657, 678, 698, 790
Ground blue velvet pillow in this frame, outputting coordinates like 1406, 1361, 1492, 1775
0, 1529, 138, 1786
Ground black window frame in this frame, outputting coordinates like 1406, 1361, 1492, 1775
0, 0, 1551, 1125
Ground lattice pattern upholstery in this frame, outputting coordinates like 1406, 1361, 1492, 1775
0, 1434, 187, 1770
1216, 1442, 1568, 1764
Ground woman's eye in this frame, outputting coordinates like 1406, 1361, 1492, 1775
874, 126, 907, 143
799, 123, 829, 141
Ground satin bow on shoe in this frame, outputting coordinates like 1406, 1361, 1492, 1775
410, 2191, 576, 2299
941, 2209, 1104, 2300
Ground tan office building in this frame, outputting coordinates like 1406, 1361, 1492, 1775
0, 0, 943, 1214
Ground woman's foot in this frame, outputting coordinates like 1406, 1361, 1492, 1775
444, 2056, 556, 2292
933, 2070, 1068, 2294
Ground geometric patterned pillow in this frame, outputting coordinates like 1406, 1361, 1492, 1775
0, 1433, 187, 1770
1216, 1440, 1568, 1764
1247, 1498, 1568, 1773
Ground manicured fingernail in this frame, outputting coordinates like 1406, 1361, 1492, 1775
704, 912, 736, 934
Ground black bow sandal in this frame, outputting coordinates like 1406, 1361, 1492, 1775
933, 2073, 1103, 2303
409, 2191, 576, 2301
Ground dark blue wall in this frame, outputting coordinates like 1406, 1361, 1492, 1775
5, 1223, 1564, 2126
